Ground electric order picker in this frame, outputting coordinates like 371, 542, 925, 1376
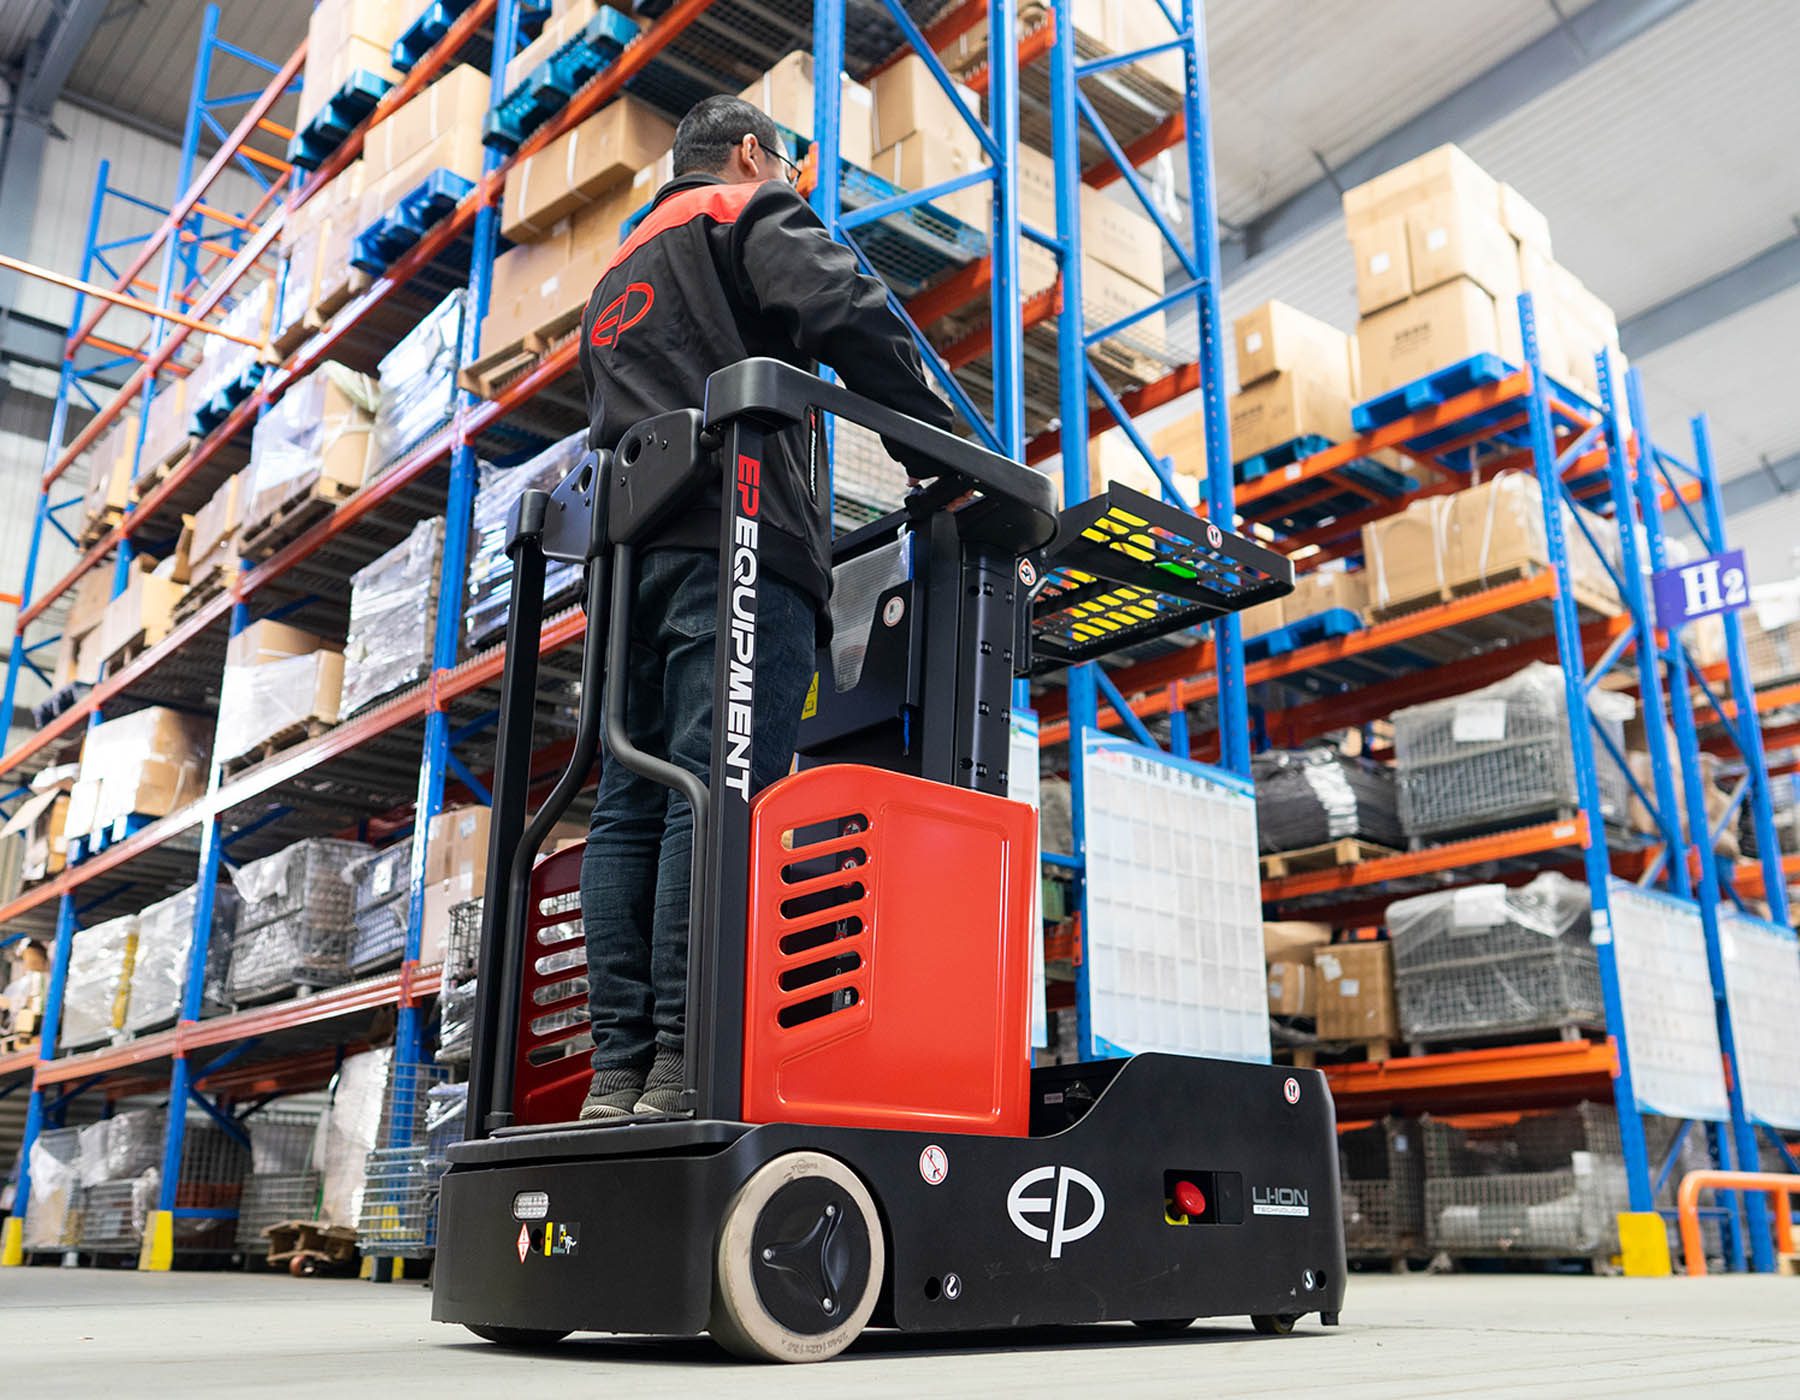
433, 359, 1345, 1362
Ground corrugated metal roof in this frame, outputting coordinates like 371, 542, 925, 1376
64, 0, 305, 142
0, 0, 55, 71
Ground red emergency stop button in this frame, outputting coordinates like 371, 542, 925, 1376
1173, 1179, 1207, 1218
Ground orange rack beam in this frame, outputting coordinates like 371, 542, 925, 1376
1324, 1038, 1620, 1119
0, 1041, 41, 1078
1262, 815, 1588, 904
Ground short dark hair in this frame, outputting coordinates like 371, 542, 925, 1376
673, 95, 784, 176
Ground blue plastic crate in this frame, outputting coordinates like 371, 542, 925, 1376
350, 169, 477, 275
482, 5, 637, 152
188, 361, 269, 438
836, 164, 987, 299
1351, 353, 1512, 434
287, 69, 393, 171
1242, 607, 1362, 664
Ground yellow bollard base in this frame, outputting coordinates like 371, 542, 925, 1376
1, 1216, 24, 1267
1618, 1211, 1672, 1277
137, 1210, 175, 1272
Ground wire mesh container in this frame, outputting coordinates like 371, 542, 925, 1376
77, 1178, 157, 1254
1338, 1117, 1425, 1260
347, 839, 414, 973
437, 897, 484, 1065
1741, 771, 1800, 857
226, 838, 372, 1002
356, 1064, 464, 1257
1392, 663, 1630, 841
22, 1126, 83, 1252
235, 1108, 324, 1250
1386, 873, 1602, 1044
1423, 1103, 1628, 1259
67, 1111, 251, 1254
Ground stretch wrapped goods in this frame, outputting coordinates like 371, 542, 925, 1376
341, 516, 445, 716
1391, 662, 1630, 840
373, 289, 464, 472
245, 362, 379, 528
59, 913, 139, 1050
1252, 747, 1404, 853
226, 838, 371, 1002
23, 1128, 82, 1250
1386, 872, 1600, 1042
465, 431, 588, 652
346, 838, 413, 972
126, 883, 241, 1034
64, 707, 209, 844
318, 1046, 392, 1230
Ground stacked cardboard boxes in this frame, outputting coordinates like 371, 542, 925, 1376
1265, 921, 1331, 1021
869, 54, 986, 229
355, 63, 489, 240
1228, 300, 1357, 464
1361, 471, 1619, 616
742, 50, 875, 171
1344, 145, 1620, 402
79, 408, 142, 542
296, 0, 408, 131
420, 804, 491, 964
93, 553, 188, 669
186, 471, 244, 602
63, 708, 210, 847
943, 0, 1183, 92
500, 94, 673, 242
215, 621, 346, 768
1314, 940, 1398, 1043
136, 378, 191, 486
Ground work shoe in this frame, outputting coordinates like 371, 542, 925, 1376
633, 1047, 685, 1115
579, 1066, 646, 1121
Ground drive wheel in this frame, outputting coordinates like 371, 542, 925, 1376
711, 1150, 884, 1363
464, 1324, 571, 1347
1132, 1318, 1196, 1336
1251, 1313, 1299, 1336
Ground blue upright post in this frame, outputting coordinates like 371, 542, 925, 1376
1517, 295, 1654, 1216
402, 0, 525, 1084
0, 897, 78, 1264
1049, 0, 1097, 1059
809, 4, 843, 232
987, 0, 1023, 465
1691, 414, 1790, 929
1597, 350, 1688, 892
1179, 0, 1247, 781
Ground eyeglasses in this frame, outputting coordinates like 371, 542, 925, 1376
748, 135, 801, 185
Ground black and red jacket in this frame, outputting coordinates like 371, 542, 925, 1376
578, 172, 955, 609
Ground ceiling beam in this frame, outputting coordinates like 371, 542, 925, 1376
14, 0, 111, 115
1223, 0, 1696, 276
1620, 235, 1800, 358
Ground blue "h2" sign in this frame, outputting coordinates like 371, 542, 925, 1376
1651, 549, 1749, 629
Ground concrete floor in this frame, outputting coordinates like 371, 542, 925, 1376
1, 1267, 1796, 1396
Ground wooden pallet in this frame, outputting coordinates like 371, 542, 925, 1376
1261, 838, 1398, 880
459, 303, 585, 400
172, 563, 240, 623
307, 269, 372, 328
98, 627, 162, 676
129, 441, 195, 501
236, 480, 355, 560
1451, 562, 1622, 618
1405, 1022, 1605, 1057
1278, 1036, 1394, 1069
78, 507, 124, 547
219, 717, 332, 780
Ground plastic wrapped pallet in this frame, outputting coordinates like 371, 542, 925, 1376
372, 289, 463, 472
318, 1046, 392, 1230
59, 913, 138, 1050
346, 838, 413, 972
341, 516, 444, 716
1251, 747, 1403, 854
125, 883, 241, 1035
1392, 662, 1630, 840
1387, 872, 1601, 1043
69, 706, 210, 842
228, 838, 371, 1002
465, 432, 588, 652
23, 1127, 82, 1251
244, 361, 379, 528
1423, 1102, 1628, 1259
215, 648, 346, 765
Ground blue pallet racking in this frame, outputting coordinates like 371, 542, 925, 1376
1, 0, 1792, 1276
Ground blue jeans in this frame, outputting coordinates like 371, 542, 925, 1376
582, 547, 815, 1071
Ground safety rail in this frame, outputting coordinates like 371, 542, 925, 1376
1677, 1171, 1798, 1276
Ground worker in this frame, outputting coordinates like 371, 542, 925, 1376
575, 94, 955, 1119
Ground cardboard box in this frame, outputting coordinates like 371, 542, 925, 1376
740, 50, 875, 170
1150, 413, 1206, 480
298, 0, 408, 127
94, 560, 185, 664
1284, 567, 1369, 623
1446, 472, 1615, 600
215, 650, 344, 764
421, 865, 488, 964
1082, 259, 1168, 375
1341, 144, 1500, 228
1497, 181, 1552, 256
482, 180, 642, 351
1229, 368, 1353, 463
226, 619, 339, 669
1088, 430, 1167, 499
1234, 301, 1351, 390
189, 472, 244, 569
1266, 959, 1315, 1019
1082, 188, 1164, 294
1361, 493, 1452, 613
1350, 214, 1411, 316
1313, 941, 1396, 1041
1354, 277, 1521, 401
870, 132, 989, 229
1238, 594, 1285, 638
369, 64, 488, 177
140, 378, 191, 473
1406, 190, 1519, 301
871, 53, 983, 153
501, 95, 673, 242
74, 707, 209, 835
244, 363, 378, 527
1265, 921, 1332, 959
426, 804, 492, 884
64, 569, 113, 642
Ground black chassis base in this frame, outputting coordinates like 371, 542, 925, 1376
432, 1054, 1347, 1341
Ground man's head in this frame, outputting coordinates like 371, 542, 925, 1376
672, 95, 798, 186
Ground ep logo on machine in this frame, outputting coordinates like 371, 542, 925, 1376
724, 452, 762, 801
1007, 1166, 1105, 1258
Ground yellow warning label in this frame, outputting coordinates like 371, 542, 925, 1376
801, 671, 819, 720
